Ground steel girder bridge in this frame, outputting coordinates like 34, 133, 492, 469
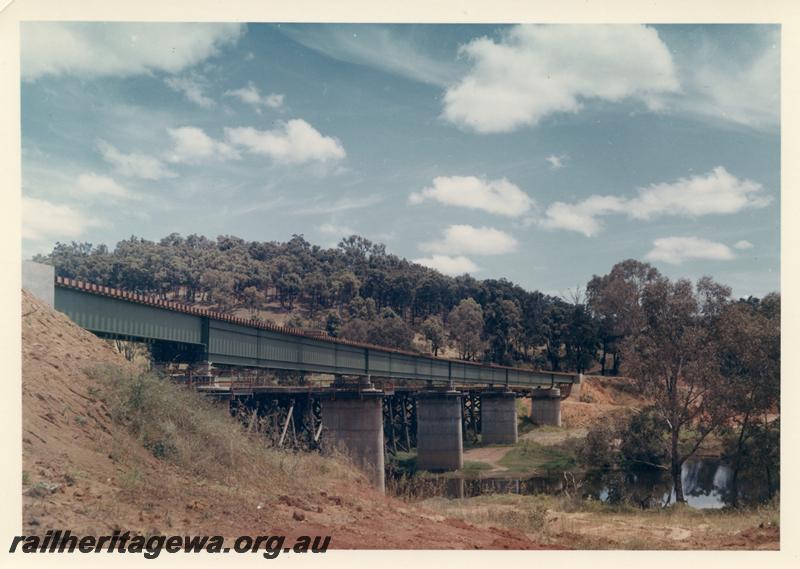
53, 276, 579, 390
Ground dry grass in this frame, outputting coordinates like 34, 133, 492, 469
420, 493, 780, 550
86, 363, 362, 503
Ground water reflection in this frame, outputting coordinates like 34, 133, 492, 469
391, 458, 771, 509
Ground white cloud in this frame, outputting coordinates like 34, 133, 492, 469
443, 25, 679, 133
409, 176, 534, 217
413, 255, 479, 276
22, 22, 244, 81
319, 223, 356, 237
546, 154, 568, 169
73, 173, 135, 200
625, 166, 771, 220
420, 225, 518, 256
281, 25, 460, 87
225, 119, 346, 164
225, 82, 284, 111
645, 236, 735, 264
165, 76, 215, 108
293, 195, 382, 215
734, 240, 754, 250
680, 33, 779, 129
541, 167, 770, 236
166, 127, 240, 163
22, 196, 102, 241
541, 195, 625, 237
97, 140, 176, 180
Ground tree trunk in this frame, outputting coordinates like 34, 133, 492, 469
671, 431, 685, 503
600, 341, 608, 376
730, 412, 750, 508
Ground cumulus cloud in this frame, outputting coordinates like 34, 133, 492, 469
625, 166, 771, 219
22, 22, 244, 81
164, 76, 215, 108
22, 196, 102, 241
541, 167, 770, 236
97, 140, 176, 180
443, 25, 679, 133
540, 195, 625, 237
413, 255, 479, 276
225, 120, 346, 164
645, 236, 735, 264
420, 225, 518, 256
409, 176, 534, 217
225, 82, 284, 111
734, 240, 754, 250
166, 127, 240, 163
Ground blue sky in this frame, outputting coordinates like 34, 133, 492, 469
20, 23, 780, 298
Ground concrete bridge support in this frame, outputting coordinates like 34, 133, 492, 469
481, 389, 518, 445
320, 388, 385, 493
416, 390, 463, 471
530, 388, 561, 427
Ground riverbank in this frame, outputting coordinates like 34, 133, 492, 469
419, 493, 779, 550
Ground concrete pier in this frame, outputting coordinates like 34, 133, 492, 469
530, 387, 562, 427
320, 388, 385, 493
481, 389, 518, 444
416, 390, 463, 471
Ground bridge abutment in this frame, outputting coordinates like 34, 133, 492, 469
416, 390, 463, 471
480, 389, 518, 444
320, 387, 385, 493
530, 387, 562, 427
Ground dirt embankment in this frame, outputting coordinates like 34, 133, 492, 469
560, 374, 645, 428
21, 290, 549, 549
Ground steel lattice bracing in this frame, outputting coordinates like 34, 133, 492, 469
54, 277, 578, 388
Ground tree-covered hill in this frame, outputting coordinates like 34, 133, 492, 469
32, 232, 775, 374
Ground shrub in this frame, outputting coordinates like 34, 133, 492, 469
619, 407, 668, 469
579, 419, 620, 468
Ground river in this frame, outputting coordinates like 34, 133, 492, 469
390, 458, 773, 509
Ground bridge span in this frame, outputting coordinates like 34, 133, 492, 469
24, 262, 580, 493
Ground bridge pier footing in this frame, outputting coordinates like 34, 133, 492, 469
481, 389, 518, 444
416, 390, 463, 471
530, 388, 562, 427
320, 389, 385, 493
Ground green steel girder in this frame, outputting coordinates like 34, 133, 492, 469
54, 284, 578, 387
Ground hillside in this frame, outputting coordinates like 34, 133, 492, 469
561, 375, 645, 428
20, 289, 547, 549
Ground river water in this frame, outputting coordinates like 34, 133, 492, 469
393, 459, 772, 509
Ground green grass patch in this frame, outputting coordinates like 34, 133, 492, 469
461, 460, 493, 473
390, 451, 418, 474
498, 440, 577, 473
